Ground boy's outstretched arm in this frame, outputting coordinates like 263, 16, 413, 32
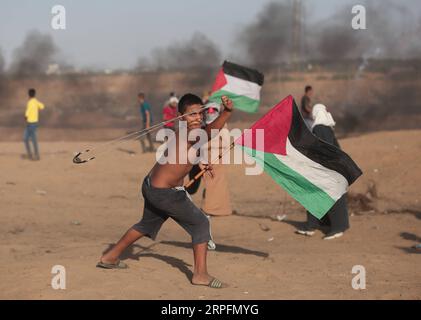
204, 95, 233, 138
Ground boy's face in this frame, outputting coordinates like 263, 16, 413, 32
138, 96, 144, 103
182, 104, 204, 130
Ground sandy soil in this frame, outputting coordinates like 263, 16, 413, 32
0, 130, 420, 299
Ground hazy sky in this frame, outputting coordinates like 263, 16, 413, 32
0, 0, 419, 69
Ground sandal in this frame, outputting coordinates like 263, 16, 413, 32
96, 259, 128, 269
192, 277, 227, 289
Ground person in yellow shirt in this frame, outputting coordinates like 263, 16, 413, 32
24, 88, 45, 160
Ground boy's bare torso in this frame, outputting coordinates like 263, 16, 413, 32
149, 131, 197, 188
149, 96, 233, 189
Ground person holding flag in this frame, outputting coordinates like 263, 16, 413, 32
97, 94, 234, 289
295, 104, 351, 240
235, 95, 362, 233
196, 61, 264, 217
187, 61, 264, 250
200, 102, 233, 218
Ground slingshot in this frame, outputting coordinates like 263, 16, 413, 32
72, 105, 210, 164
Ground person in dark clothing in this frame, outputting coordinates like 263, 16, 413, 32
296, 104, 350, 240
300, 85, 313, 129
138, 92, 155, 153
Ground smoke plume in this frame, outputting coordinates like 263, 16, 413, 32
310, 0, 421, 61
10, 30, 58, 76
236, 2, 294, 67
236, 0, 421, 65
140, 32, 221, 70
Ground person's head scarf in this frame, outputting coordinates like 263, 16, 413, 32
311, 104, 335, 129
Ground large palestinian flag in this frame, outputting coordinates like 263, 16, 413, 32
235, 95, 362, 219
209, 61, 264, 113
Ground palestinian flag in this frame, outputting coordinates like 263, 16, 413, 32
235, 95, 362, 219
209, 61, 264, 113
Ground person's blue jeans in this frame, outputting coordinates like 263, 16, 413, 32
24, 123, 39, 158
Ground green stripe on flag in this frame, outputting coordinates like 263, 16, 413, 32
242, 146, 335, 218
209, 90, 260, 113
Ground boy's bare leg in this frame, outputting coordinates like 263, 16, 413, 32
191, 242, 214, 285
100, 228, 144, 264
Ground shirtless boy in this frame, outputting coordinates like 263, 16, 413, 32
97, 93, 233, 288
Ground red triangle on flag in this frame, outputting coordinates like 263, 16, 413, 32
235, 95, 294, 155
211, 68, 228, 93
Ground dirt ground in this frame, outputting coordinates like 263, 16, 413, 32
0, 129, 420, 299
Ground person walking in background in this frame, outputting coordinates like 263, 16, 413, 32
24, 88, 44, 161
163, 96, 179, 130
296, 104, 350, 240
200, 102, 232, 218
138, 92, 155, 153
300, 85, 314, 129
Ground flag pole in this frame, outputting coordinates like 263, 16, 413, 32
184, 141, 236, 188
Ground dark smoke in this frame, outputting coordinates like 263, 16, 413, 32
312, 10, 363, 61
310, 0, 421, 61
366, 1, 421, 59
336, 81, 421, 135
236, 2, 294, 67
302, 4, 364, 61
10, 30, 58, 76
142, 32, 221, 70
316, 26, 360, 60
236, 1, 421, 65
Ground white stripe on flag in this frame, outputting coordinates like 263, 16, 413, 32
221, 74, 261, 101
274, 139, 348, 201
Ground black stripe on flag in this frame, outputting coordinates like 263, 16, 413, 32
222, 61, 264, 86
288, 100, 362, 185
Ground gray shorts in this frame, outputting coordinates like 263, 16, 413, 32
132, 175, 211, 245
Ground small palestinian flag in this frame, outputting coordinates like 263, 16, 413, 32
209, 61, 264, 113
235, 95, 362, 219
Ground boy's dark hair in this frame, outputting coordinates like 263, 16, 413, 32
305, 85, 312, 93
178, 93, 203, 114
28, 88, 36, 97
138, 92, 145, 98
